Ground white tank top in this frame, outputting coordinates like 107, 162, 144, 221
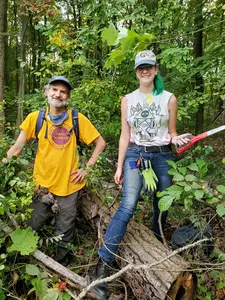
126, 89, 173, 146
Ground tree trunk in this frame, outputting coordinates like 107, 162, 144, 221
0, 0, 8, 138
78, 189, 197, 300
30, 16, 37, 91
193, 0, 204, 134
16, 15, 27, 126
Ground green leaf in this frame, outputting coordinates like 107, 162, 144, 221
167, 185, 183, 191
166, 160, 177, 169
9, 179, 17, 186
194, 190, 204, 199
216, 185, 225, 194
20, 61, 26, 68
158, 196, 174, 212
101, 23, 118, 46
156, 190, 167, 197
42, 290, 60, 300
184, 198, 193, 210
177, 167, 187, 176
187, 163, 199, 171
209, 271, 221, 279
216, 281, 225, 290
204, 292, 212, 300
192, 182, 202, 189
26, 264, 40, 276
31, 278, 48, 298
167, 168, 178, 175
222, 158, 225, 164
63, 293, 71, 300
34, 71, 42, 76
108, 49, 124, 67
164, 185, 183, 199
8, 227, 38, 255
184, 185, 192, 192
185, 174, 197, 182
0, 289, 5, 300
120, 30, 139, 52
216, 204, 225, 217
196, 159, 206, 169
206, 197, 219, 204
173, 173, 184, 181
20, 158, 29, 165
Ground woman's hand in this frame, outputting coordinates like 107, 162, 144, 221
171, 133, 192, 146
70, 168, 89, 184
114, 167, 123, 185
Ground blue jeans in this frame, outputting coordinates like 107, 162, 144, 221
98, 145, 174, 262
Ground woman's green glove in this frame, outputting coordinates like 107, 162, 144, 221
141, 160, 158, 192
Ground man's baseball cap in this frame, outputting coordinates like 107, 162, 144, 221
48, 76, 72, 90
135, 50, 156, 69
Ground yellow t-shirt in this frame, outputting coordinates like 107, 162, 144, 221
20, 109, 100, 196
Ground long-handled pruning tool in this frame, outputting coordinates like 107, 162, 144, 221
176, 125, 225, 154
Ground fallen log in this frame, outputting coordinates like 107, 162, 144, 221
79, 189, 197, 300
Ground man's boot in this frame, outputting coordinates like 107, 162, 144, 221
88, 259, 114, 300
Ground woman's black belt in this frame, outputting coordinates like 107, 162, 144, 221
129, 143, 172, 152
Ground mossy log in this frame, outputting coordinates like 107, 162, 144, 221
79, 189, 197, 300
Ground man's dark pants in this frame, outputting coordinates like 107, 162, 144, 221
27, 191, 79, 265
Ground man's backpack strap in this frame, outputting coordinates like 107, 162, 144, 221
72, 110, 80, 148
35, 108, 47, 145
35, 108, 81, 153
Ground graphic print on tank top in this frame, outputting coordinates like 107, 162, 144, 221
130, 101, 162, 143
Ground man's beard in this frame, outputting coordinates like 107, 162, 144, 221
48, 98, 67, 108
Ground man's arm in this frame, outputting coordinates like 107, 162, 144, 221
86, 135, 106, 167
6, 130, 27, 159
70, 135, 106, 184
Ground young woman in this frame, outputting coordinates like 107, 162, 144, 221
89, 50, 190, 300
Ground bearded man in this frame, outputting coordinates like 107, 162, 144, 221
5, 76, 106, 266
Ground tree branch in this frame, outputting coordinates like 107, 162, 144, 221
76, 238, 209, 299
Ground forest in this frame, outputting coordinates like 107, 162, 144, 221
0, 0, 225, 299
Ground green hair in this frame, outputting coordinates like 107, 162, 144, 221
152, 72, 164, 95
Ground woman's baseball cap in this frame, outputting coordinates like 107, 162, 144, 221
135, 50, 156, 69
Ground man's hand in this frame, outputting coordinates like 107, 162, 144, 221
70, 168, 89, 184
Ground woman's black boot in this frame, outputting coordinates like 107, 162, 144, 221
88, 259, 114, 300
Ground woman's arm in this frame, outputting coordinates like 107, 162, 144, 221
168, 95, 178, 138
168, 95, 192, 145
114, 97, 130, 184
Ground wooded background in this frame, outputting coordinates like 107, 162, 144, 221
0, 1, 225, 299
0, 0, 225, 140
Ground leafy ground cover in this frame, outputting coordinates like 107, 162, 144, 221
0, 129, 225, 299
